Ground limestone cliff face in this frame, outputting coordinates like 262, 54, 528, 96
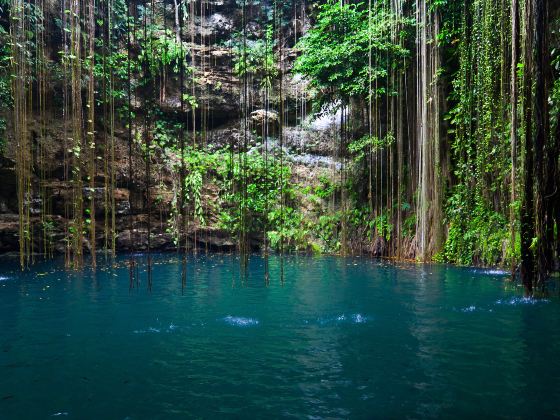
0, 0, 345, 255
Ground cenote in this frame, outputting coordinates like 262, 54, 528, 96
1, 254, 559, 418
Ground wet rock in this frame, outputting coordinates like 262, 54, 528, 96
371, 236, 387, 257
193, 226, 236, 251
199, 13, 234, 38
116, 229, 175, 251
0, 214, 19, 252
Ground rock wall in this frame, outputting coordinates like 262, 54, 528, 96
0, 0, 351, 256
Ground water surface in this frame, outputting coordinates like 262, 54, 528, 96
0, 254, 559, 418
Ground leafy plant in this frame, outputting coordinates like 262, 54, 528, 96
217, 149, 291, 237
232, 26, 278, 91
348, 133, 395, 163
293, 0, 410, 107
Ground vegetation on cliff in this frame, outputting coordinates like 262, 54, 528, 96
0, 0, 558, 291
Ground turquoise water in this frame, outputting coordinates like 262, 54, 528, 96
0, 254, 559, 418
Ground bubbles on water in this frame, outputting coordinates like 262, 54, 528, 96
222, 316, 259, 327
469, 268, 509, 276
352, 314, 367, 323
133, 327, 161, 334
495, 296, 549, 306
132, 322, 187, 334
457, 295, 549, 313
313, 313, 369, 325
482, 269, 509, 276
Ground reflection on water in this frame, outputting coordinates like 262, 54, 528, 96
0, 254, 558, 418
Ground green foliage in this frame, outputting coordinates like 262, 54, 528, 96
348, 206, 393, 242
183, 147, 220, 225
267, 207, 311, 251
444, 0, 513, 266
348, 133, 394, 163
293, 0, 410, 105
402, 214, 416, 239
313, 213, 342, 252
373, 213, 393, 242
137, 27, 189, 78
314, 175, 337, 199
217, 149, 291, 237
442, 186, 510, 266
93, 50, 132, 101
3, 0, 553, 269
90, 10, 193, 120
232, 26, 278, 90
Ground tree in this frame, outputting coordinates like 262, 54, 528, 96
293, 0, 409, 108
